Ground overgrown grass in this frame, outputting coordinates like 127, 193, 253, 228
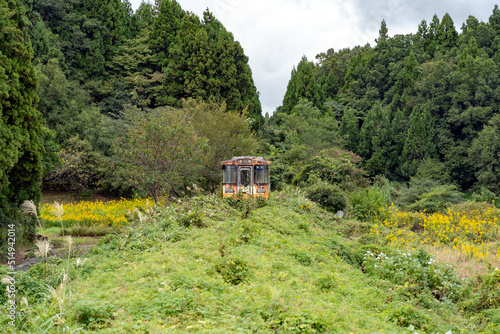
39, 198, 157, 235
372, 202, 500, 274
2, 189, 500, 332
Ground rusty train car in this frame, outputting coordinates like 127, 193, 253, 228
222, 156, 270, 199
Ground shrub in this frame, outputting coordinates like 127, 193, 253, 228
314, 274, 338, 291
156, 290, 197, 316
289, 251, 313, 266
215, 257, 252, 285
304, 181, 346, 213
465, 268, 500, 312
349, 187, 387, 221
292, 149, 368, 191
363, 249, 469, 302
388, 304, 431, 331
394, 178, 464, 213
473, 187, 500, 208
177, 210, 205, 228
408, 184, 464, 213
72, 300, 114, 329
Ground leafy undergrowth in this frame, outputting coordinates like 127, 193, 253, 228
2, 188, 499, 333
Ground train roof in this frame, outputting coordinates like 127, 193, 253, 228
222, 156, 269, 165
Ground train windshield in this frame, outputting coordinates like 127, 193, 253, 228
254, 165, 269, 184
240, 169, 251, 185
223, 165, 236, 183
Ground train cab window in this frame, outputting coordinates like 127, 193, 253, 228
240, 169, 251, 185
223, 165, 236, 184
254, 165, 269, 184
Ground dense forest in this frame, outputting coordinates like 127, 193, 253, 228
2, 0, 500, 250
1, 0, 262, 242
3, 0, 500, 332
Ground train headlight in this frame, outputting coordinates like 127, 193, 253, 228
225, 188, 234, 194
257, 188, 266, 193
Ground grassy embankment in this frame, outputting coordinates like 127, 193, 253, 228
1, 188, 500, 333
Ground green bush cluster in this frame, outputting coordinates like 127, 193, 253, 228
465, 268, 500, 312
472, 187, 500, 208
349, 187, 387, 220
215, 257, 252, 285
72, 300, 115, 329
387, 304, 432, 332
304, 181, 346, 213
393, 178, 464, 213
363, 249, 469, 302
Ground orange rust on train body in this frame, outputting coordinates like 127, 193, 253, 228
221, 156, 270, 200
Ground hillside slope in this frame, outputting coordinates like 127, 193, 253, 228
2, 189, 497, 333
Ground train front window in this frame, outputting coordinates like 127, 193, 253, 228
240, 169, 251, 185
223, 165, 236, 184
254, 165, 269, 184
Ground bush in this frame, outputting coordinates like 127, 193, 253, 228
177, 210, 205, 228
215, 257, 252, 285
349, 187, 387, 221
473, 187, 500, 208
72, 300, 114, 329
388, 304, 432, 331
395, 178, 464, 213
156, 290, 197, 316
363, 249, 469, 302
465, 268, 500, 312
292, 149, 368, 191
304, 181, 346, 213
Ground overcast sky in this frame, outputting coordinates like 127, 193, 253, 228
129, 0, 497, 114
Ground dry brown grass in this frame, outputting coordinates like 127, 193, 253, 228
424, 244, 500, 279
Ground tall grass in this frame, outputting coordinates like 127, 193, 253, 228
372, 202, 500, 275
40, 198, 156, 233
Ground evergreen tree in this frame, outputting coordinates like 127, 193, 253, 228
436, 13, 458, 49
0, 0, 44, 238
391, 52, 420, 115
489, 4, 500, 32
136, 1, 155, 28
388, 109, 408, 177
429, 14, 440, 39
149, 0, 185, 67
365, 105, 391, 176
470, 114, 500, 193
281, 56, 322, 114
339, 107, 359, 152
402, 107, 436, 177
162, 10, 263, 128
376, 19, 388, 45
358, 101, 391, 175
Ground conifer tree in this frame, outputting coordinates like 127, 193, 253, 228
161, 9, 262, 128
0, 0, 44, 234
358, 102, 391, 175
376, 20, 388, 45
281, 56, 322, 114
436, 13, 458, 49
402, 107, 436, 177
489, 5, 500, 32
389, 109, 408, 177
339, 107, 359, 152
149, 0, 185, 67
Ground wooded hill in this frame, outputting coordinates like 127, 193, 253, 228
272, 9, 500, 194
3, 0, 500, 251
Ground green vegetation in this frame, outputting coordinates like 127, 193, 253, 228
0, 0, 44, 256
276, 7, 500, 193
3, 0, 500, 332
2, 191, 500, 332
